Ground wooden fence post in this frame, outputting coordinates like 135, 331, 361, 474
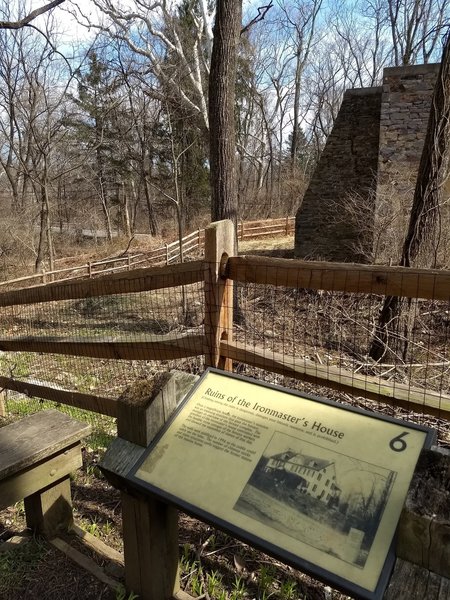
383, 447, 450, 599
116, 373, 181, 600
0, 390, 6, 417
204, 220, 235, 370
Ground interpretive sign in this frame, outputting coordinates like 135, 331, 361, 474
129, 368, 435, 600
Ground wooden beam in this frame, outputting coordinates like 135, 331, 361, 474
219, 340, 450, 419
72, 524, 124, 567
227, 256, 450, 301
204, 220, 235, 370
0, 260, 204, 307
0, 390, 6, 417
397, 448, 450, 578
0, 333, 205, 361
0, 376, 118, 417
50, 537, 120, 590
24, 475, 74, 538
384, 559, 450, 599
114, 371, 185, 600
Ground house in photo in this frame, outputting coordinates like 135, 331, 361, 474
265, 449, 341, 507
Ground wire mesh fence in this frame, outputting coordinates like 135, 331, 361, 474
0, 226, 449, 450
232, 279, 450, 448
0, 271, 206, 448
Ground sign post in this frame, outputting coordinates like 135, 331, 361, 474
128, 369, 434, 600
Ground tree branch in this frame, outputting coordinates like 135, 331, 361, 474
241, 2, 273, 35
0, 0, 65, 30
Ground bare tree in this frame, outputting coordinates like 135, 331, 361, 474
80, 0, 214, 135
279, 0, 323, 168
384, 0, 450, 65
0, 0, 65, 29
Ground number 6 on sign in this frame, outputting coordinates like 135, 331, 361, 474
389, 432, 409, 452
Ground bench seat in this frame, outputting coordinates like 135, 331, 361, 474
0, 409, 91, 536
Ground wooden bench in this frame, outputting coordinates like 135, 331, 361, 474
0, 409, 91, 537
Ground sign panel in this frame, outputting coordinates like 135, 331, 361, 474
129, 369, 434, 600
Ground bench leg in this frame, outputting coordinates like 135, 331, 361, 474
24, 476, 73, 538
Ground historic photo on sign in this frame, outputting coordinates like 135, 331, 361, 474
129, 369, 434, 600
234, 431, 395, 568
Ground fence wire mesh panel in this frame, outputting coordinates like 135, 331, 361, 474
228, 260, 450, 449
0, 271, 205, 447
1, 244, 450, 451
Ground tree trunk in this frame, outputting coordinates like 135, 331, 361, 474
35, 182, 54, 273
143, 177, 159, 236
369, 32, 450, 361
208, 0, 242, 235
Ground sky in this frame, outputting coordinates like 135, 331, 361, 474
26, 0, 97, 45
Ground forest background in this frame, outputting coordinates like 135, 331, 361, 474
0, 0, 448, 277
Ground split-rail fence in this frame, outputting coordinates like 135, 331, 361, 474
0, 216, 295, 289
1, 219, 449, 600
0, 219, 449, 425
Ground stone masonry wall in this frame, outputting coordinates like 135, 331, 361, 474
375, 64, 439, 261
295, 63, 440, 263
295, 88, 382, 262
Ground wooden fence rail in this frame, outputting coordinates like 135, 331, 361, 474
0, 219, 449, 423
228, 255, 450, 300
0, 217, 293, 290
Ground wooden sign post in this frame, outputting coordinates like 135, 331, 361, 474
103, 371, 198, 600
101, 370, 450, 600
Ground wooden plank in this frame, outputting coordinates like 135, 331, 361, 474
0, 333, 205, 361
243, 224, 291, 233
182, 230, 201, 243
113, 371, 184, 600
50, 537, 120, 589
71, 524, 124, 566
241, 230, 288, 239
397, 449, 450, 578
0, 376, 118, 417
0, 445, 81, 510
227, 256, 450, 301
204, 220, 235, 370
0, 410, 90, 479
0, 260, 204, 307
100, 437, 146, 488
120, 491, 180, 600
0, 273, 47, 287
173, 590, 196, 600
384, 559, 450, 599
34, 264, 89, 277
219, 340, 450, 419
243, 217, 292, 228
